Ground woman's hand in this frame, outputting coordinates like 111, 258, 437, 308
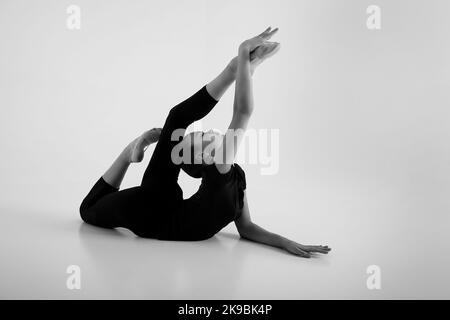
239, 27, 279, 56
283, 240, 331, 258
228, 42, 280, 75
228, 28, 280, 74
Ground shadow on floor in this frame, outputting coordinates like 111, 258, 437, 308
76, 223, 251, 298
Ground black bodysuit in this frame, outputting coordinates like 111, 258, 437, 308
79, 86, 247, 241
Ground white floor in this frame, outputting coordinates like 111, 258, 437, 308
1, 0, 450, 301
1, 198, 449, 299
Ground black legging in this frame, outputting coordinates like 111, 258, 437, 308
79, 86, 218, 238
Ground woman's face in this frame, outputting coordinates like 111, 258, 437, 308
187, 129, 223, 163
179, 130, 223, 178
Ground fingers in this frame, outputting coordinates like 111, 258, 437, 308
258, 27, 272, 38
258, 27, 279, 40
287, 244, 311, 258
303, 245, 332, 254
242, 27, 280, 54
250, 41, 280, 63
295, 248, 311, 258
299, 249, 311, 258
262, 42, 281, 57
286, 243, 331, 258
266, 27, 279, 40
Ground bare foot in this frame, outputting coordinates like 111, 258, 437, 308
251, 42, 280, 60
128, 128, 162, 163
249, 42, 280, 72
229, 42, 280, 75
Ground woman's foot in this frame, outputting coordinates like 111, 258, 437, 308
125, 128, 162, 163
229, 42, 280, 75
249, 42, 280, 73
251, 42, 280, 61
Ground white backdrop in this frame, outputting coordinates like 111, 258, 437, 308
1, 0, 449, 299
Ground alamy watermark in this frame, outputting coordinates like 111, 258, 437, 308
366, 5, 381, 30
66, 265, 81, 290
66, 5, 81, 30
366, 265, 381, 290
171, 126, 279, 176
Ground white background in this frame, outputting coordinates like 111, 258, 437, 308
0, 0, 449, 299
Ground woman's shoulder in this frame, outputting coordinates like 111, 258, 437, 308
204, 162, 233, 179
203, 162, 245, 184
231, 163, 245, 175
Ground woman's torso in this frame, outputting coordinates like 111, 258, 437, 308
161, 163, 247, 241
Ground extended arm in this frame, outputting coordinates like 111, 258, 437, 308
215, 27, 280, 173
166, 58, 240, 130
235, 192, 331, 258
169, 44, 278, 129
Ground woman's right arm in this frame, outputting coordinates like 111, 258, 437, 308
235, 192, 332, 258
215, 28, 277, 174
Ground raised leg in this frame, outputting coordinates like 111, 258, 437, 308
79, 129, 161, 228
140, 85, 219, 187
139, 50, 278, 187
207, 47, 278, 102
101, 149, 131, 189
139, 61, 240, 187
102, 129, 161, 189
205, 60, 237, 101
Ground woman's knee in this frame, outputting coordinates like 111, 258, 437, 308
168, 106, 182, 122
79, 202, 95, 224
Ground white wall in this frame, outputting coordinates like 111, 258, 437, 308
1, 0, 449, 298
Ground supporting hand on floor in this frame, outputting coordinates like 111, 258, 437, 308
283, 240, 331, 258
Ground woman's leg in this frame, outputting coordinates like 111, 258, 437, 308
101, 149, 130, 189
207, 48, 279, 101
80, 130, 160, 227
205, 60, 237, 101
80, 176, 119, 227
80, 182, 152, 231
103, 129, 161, 188
140, 61, 238, 187
140, 85, 218, 187
139, 53, 273, 187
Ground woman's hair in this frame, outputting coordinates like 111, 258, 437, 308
180, 132, 205, 178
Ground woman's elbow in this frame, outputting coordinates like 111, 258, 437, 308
238, 231, 249, 240
234, 100, 254, 116
232, 108, 254, 123
168, 106, 181, 120
237, 222, 254, 239
235, 105, 254, 117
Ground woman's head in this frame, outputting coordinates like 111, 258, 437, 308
179, 129, 223, 178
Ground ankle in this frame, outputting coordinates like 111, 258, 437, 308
119, 147, 133, 165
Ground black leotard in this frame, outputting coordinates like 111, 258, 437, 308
172, 163, 246, 240
79, 86, 247, 241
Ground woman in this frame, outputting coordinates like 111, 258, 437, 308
80, 27, 331, 258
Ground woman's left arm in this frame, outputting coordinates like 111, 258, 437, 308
235, 192, 331, 258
